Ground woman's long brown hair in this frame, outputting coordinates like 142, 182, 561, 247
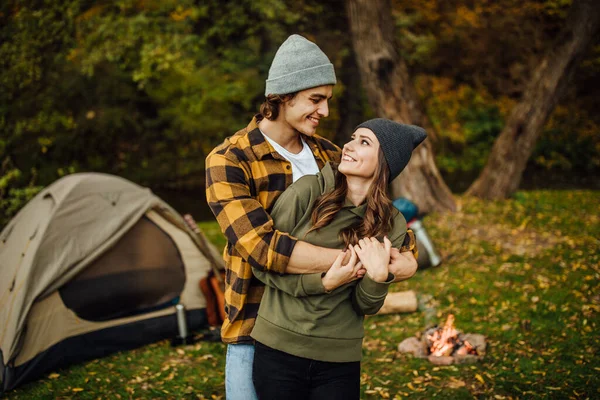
306, 147, 395, 247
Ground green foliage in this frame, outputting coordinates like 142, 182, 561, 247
417, 77, 505, 173
417, 75, 600, 179
1, 0, 80, 191
533, 106, 600, 171
0, 0, 312, 196
0, 164, 42, 229
0, 185, 43, 229
397, 0, 599, 180
1, 0, 599, 226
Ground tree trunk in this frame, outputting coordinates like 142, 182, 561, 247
466, 0, 600, 199
334, 45, 365, 145
345, 0, 455, 214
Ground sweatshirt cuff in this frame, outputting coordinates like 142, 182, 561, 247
300, 273, 327, 295
360, 273, 395, 295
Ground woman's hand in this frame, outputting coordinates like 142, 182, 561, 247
354, 237, 392, 282
322, 246, 365, 291
388, 248, 418, 282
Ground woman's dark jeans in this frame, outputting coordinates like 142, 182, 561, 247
252, 341, 360, 400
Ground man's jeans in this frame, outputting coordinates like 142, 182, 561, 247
252, 341, 360, 400
226, 343, 258, 400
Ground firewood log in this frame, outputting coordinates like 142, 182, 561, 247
376, 290, 418, 315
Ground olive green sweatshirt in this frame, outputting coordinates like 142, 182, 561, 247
251, 163, 406, 362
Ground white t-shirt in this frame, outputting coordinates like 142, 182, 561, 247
262, 131, 319, 182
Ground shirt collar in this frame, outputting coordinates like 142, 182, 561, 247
247, 115, 279, 160
247, 114, 326, 163
343, 198, 367, 216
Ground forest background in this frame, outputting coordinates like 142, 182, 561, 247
1, 0, 599, 228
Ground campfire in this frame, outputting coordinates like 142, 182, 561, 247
425, 314, 478, 357
398, 314, 486, 365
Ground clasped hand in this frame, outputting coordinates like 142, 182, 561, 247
321, 245, 365, 292
353, 237, 391, 283
321, 237, 392, 291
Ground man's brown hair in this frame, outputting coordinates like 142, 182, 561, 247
259, 93, 297, 121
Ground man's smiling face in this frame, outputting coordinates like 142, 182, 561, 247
280, 85, 333, 136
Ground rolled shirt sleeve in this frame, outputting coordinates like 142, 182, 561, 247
206, 151, 298, 274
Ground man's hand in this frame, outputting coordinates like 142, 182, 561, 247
322, 246, 365, 291
389, 247, 418, 282
354, 237, 392, 282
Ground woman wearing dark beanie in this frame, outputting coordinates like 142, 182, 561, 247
251, 119, 427, 399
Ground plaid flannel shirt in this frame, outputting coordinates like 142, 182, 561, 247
205, 115, 341, 344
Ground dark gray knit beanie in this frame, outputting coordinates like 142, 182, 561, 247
265, 34, 336, 96
355, 118, 427, 180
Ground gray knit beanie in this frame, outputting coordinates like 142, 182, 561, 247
355, 118, 427, 180
265, 34, 336, 96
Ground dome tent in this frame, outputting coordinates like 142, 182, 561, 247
0, 173, 219, 392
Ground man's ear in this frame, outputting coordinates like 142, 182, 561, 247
282, 93, 295, 107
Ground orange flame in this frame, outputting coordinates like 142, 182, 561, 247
427, 314, 477, 357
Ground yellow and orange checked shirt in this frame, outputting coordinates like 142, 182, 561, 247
205, 115, 341, 344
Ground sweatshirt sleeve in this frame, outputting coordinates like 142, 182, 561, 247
252, 267, 327, 297
251, 175, 328, 296
351, 273, 395, 316
205, 150, 298, 274
389, 210, 408, 250
269, 178, 313, 235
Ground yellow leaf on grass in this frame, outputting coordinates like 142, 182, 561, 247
72, 388, 84, 392
475, 374, 485, 384
447, 378, 466, 389
48, 373, 60, 379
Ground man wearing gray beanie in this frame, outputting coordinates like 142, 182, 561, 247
206, 34, 417, 400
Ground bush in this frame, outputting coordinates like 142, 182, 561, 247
0, 186, 42, 230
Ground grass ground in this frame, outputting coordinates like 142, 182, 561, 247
5, 190, 599, 399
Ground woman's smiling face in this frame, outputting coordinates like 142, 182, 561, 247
338, 127, 381, 181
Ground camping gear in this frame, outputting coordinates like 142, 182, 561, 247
171, 304, 193, 346
0, 173, 223, 392
392, 197, 442, 269
176, 304, 189, 339
408, 219, 442, 269
392, 197, 419, 221
183, 214, 227, 329
376, 290, 418, 315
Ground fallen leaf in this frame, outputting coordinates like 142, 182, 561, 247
446, 378, 466, 389
475, 374, 485, 384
